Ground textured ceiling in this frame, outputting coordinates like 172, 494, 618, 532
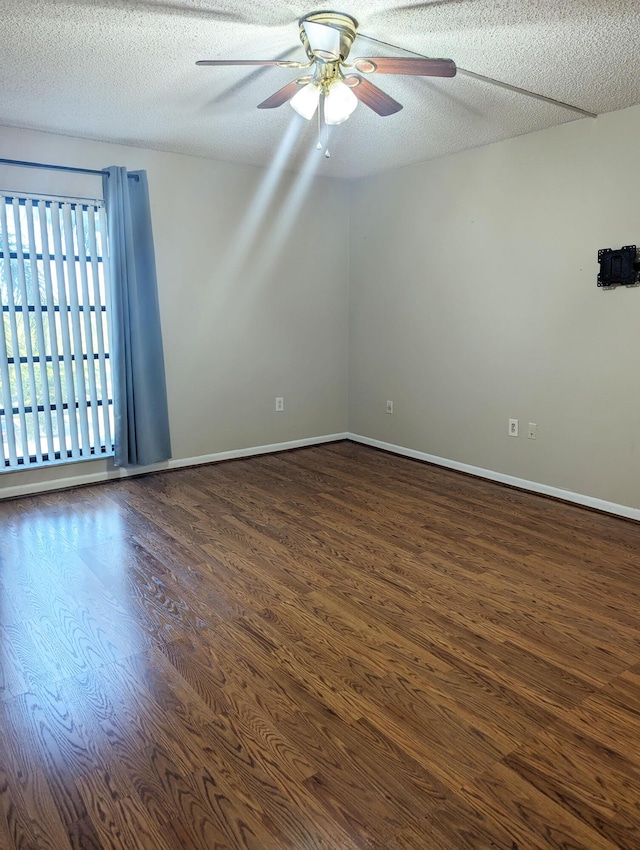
1, 1, 639, 178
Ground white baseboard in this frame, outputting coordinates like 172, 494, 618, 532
165, 433, 349, 471
347, 433, 640, 522
0, 433, 348, 500
5, 430, 638, 522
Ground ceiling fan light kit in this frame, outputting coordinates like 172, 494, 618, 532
324, 79, 358, 125
290, 81, 321, 120
197, 8, 459, 150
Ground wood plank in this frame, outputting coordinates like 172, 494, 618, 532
459, 761, 621, 849
503, 721, 640, 847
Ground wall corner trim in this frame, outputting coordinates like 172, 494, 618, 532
347, 433, 640, 522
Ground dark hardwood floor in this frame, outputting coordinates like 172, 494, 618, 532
1, 440, 639, 849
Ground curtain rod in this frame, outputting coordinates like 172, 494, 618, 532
0, 157, 139, 180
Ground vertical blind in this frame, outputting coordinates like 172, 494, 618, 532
0, 193, 114, 469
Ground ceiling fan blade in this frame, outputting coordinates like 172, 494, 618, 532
205, 47, 302, 107
257, 80, 302, 109
345, 75, 403, 116
353, 57, 456, 77
197, 59, 300, 67
357, 33, 596, 118
303, 20, 342, 59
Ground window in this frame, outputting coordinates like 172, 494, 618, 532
0, 193, 114, 469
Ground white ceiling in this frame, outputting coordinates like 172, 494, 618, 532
1, 1, 639, 178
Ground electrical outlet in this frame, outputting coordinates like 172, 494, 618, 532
275, 397, 284, 412
528, 422, 537, 440
508, 418, 519, 437
386, 400, 393, 414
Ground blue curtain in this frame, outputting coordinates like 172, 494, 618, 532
102, 166, 171, 467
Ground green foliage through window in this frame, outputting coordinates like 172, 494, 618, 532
0, 193, 114, 469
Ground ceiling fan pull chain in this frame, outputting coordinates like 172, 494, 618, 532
315, 92, 329, 157
324, 105, 330, 158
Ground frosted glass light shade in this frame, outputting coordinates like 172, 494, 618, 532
324, 80, 358, 125
290, 82, 320, 120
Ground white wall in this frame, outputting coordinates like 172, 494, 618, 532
0, 126, 349, 495
4, 107, 640, 513
348, 105, 640, 511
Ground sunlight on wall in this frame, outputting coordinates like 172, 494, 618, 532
217, 117, 304, 287
256, 130, 331, 284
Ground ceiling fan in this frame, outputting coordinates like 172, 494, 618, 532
196, 10, 456, 127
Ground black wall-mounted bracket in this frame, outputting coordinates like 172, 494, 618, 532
597, 245, 640, 288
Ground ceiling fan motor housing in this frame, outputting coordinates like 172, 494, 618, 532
299, 11, 359, 62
